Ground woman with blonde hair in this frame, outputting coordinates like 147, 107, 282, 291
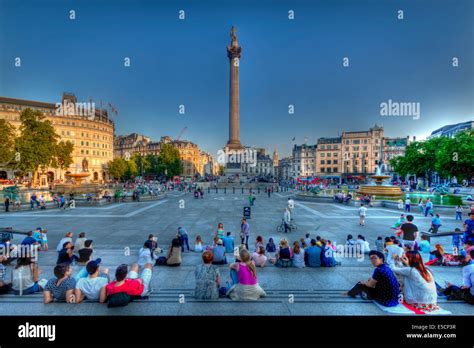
271, 238, 292, 268
226, 249, 266, 301
292, 241, 305, 268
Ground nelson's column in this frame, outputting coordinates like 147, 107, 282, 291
224, 26, 245, 175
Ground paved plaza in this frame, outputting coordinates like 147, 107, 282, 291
0, 190, 472, 315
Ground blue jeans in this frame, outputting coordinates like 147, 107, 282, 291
230, 269, 238, 285
424, 207, 431, 216
13, 282, 41, 295
455, 212, 462, 220
180, 235, 190, 252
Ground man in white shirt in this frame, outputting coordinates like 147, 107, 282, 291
283, 208, 291, 233
359, 204, 367, 226
288, 198, 295, 214
386, 239, 404, 266
74, 260, 109, 302
39, 195, 46, 209
404, 197, 411, 212
56, 232, 73, 252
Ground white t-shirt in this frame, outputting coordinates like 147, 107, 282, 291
405, 199, 411, 205
386, 244, 404, 266
76, 276, 108, 301
356, 239, 370, 253
359, 206, 367, 216
137, 248, 153, 267
288, 199, 295, 209
252, 252, 268, 267
56, 237, 72, 252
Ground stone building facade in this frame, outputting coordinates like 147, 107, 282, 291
0, 93, 114, 186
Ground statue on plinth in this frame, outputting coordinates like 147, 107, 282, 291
82, 157, 89, 172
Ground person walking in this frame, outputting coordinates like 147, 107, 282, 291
283, 208, 291, 233
359, 204, 367, 226
404, 197, 411, 213
425, 199, 433, 217
4, 197, 10, 212
456, 205, 463, 221
240, 218, 250, 249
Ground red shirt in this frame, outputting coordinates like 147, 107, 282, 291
106, 279, 144, 297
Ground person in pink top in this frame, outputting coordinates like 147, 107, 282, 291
226, 249, 266, 300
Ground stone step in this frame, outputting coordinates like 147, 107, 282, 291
0, 290, 463, 304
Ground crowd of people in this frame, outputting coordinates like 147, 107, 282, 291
1, 184, 474, 311
346, 209, 474, 308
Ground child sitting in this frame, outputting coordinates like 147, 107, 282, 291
193, 235, 204, 252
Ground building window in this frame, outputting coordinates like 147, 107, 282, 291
333, 167, 338, 172
321, 168, 325, 172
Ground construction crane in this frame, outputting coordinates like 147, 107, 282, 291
176, 127, 188, 141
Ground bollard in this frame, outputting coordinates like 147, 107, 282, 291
208, 187, 210, 194
241, 187, 244, 194
233, 187, 235, 194
258, 187, 260, 194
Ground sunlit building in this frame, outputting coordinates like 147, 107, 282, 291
0, 93, 114, 186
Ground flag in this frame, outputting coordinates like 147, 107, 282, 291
291, 137, 296, 141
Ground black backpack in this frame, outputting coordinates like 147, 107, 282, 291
107, 292, 132, 308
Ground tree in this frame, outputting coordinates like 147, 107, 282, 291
132, 154, 150, 177
124, 159, 138, 180
144, 154, 163, 176
391, 139, 441, 185
51, 141, 74, 171
157, 144, 182, 179
14, 108, 71, 179
390, 130, 474, 184
0, 119, 16, 167
434, 129, 474, 181
107, 158, 128, 180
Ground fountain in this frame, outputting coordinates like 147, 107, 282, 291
53, 158, 103, 195
357, 152, 402, 197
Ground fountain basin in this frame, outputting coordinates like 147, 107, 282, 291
357, 174, 402, 197
54, 172, 102, 195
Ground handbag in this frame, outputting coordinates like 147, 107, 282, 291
107, 292, 132, 308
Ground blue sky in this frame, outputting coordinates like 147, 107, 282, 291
1, 0, 473, 158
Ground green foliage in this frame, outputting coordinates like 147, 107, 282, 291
0, 119, 16, 166
51, 141, 74, 170
124, 158, 138, 179
218, 165, 225, 176
157, 144, 182, 179
131, 154, 150, 176
14, 108, 73, 176
107, 158, 128, 180
434, 129, 474, 180
144, 154, 163, 176
390, 129, 474, 182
